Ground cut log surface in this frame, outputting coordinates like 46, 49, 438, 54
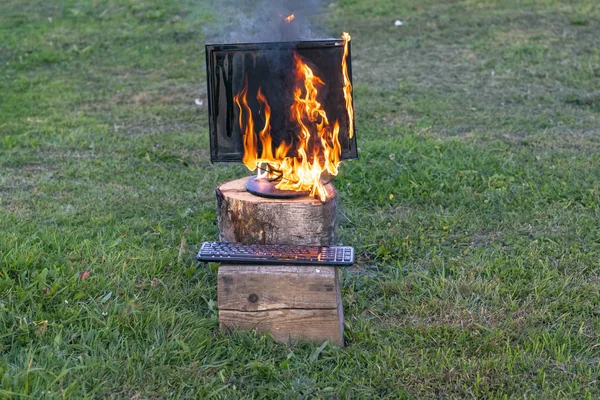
216, 177, 337, 246
219, 309, 344, 345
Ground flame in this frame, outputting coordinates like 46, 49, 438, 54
341, 32, 354, 138
234, 33, 353, 201
233, 79, 257, 168
284, 14, 295, 23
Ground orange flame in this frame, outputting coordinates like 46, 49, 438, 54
284, 14, 295, 23
233, 79, 257, 168
341, 32, 354, 138
234, 33, 353, 201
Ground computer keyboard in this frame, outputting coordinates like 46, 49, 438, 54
197, 241, 354, 266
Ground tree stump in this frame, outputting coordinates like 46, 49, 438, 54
215, 177, 344, 345
216, 177, 337, 246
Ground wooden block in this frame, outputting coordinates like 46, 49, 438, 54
218, 265, 338, 311
216, 177, 337, 246
218, 264, 344, 345
219, 309, 344, 345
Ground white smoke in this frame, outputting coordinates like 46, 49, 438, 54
204, 0, 329, 43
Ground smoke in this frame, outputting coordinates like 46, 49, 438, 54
204, 0, 329, 43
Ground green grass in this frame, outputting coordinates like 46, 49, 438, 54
1, 0, 600, 398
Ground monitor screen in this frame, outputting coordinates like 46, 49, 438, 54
205, 39, 357, 163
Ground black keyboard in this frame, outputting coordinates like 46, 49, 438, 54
197, 241, 354, 266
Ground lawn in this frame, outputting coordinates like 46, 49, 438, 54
1, 0, 600, 398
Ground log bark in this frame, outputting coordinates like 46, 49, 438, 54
216, 177, 337, 246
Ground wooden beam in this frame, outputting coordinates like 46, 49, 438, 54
218, 265, 338, 311
219, 308, 344, 345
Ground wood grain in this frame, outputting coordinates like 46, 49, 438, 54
216, 177, 337, 246
218, 265, 339, 311
219, 308, 344, 345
